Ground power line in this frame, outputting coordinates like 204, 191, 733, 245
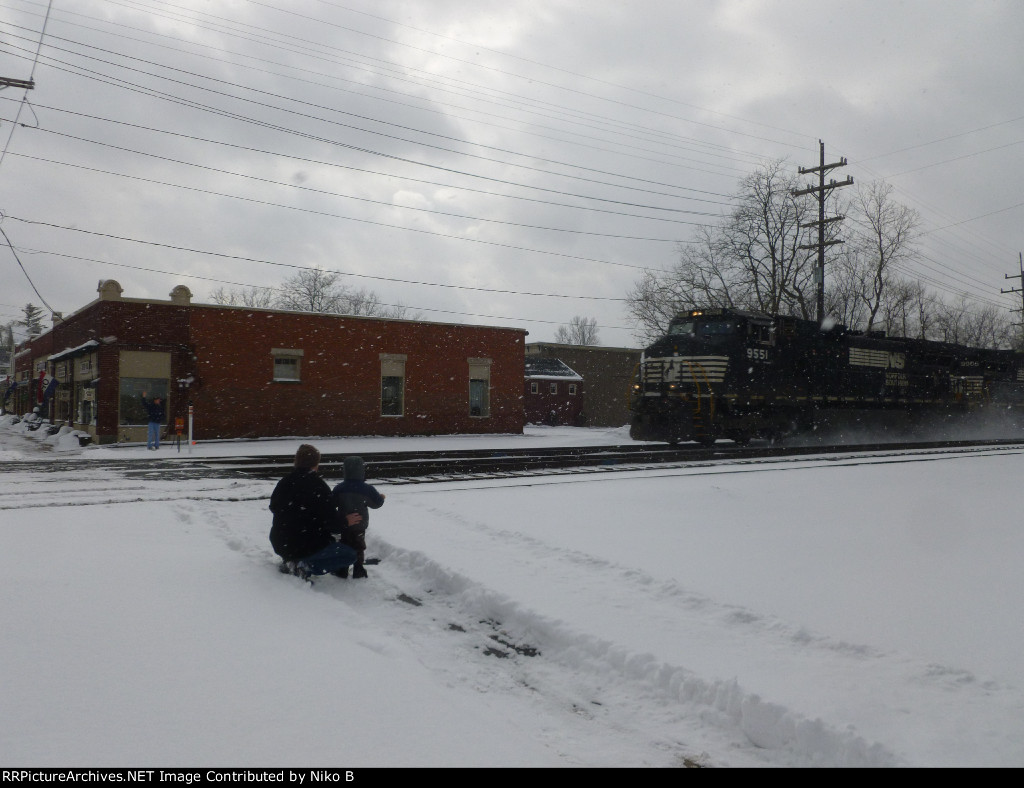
0, 28, 740, 206
2, 218, 640, 298
8, 242, 636, 331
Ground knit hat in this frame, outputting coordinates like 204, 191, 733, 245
294, 444, 321, 470
343, 455, 365, 481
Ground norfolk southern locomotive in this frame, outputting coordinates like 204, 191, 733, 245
629, 308, 1024, 445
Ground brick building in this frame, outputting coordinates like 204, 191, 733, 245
525, 343, 641, 428
523, 357, 583, 425
10, 281, 527, 444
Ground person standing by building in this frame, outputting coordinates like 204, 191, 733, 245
140, 392, 165, 450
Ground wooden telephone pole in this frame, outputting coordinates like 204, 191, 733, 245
1001, 252, 1024, 348
793, 141, 853, 324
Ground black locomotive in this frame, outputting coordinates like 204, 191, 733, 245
629, 308, 1024, 445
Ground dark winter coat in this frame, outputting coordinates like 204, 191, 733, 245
332, 457, 384, 548
268, 469, 340, 562
141, 396, 165, 424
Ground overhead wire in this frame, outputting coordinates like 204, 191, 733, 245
0, 0, 54, 313
9, 243, 636, 331
0, 0, 1019, 327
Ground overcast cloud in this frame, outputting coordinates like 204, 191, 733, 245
0, 0, 1021, 347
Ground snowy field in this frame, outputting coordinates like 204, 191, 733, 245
3, 416, 1024, 767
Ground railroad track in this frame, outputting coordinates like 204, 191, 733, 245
4, 439, 1024, 483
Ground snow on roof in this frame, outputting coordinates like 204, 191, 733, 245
48, 339, 100, 362
524, 357, 582, 380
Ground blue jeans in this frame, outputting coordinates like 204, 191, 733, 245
299, 542, 358, 575
147, 421, 161, 449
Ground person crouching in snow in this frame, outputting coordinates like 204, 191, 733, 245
331, 456, 386, 579
269, 444, 361, 581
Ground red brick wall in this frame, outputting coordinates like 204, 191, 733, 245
187, 307, 527, 439
85, 301, 193, 439
15, 298, 527, 441
11, 332, 53, 416
16, 301, 194, 440
524, 380, 584, 425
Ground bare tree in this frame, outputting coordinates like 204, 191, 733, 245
340, 287, 415, 319
843, 181, 921, 333
933, 295, 970, 345
876, 278, 923, 338
725, 159, 820, 317
209, 286, 276, 308
825, 245, 870, 330
911, 284, 938, 341
554, 316, 600, 345
626, 159, 829, 344
213, 267, 413, 318
961, 302, 1015, 348
275, 267, 348, 313
625, 255, 704, 345
929, 294, 1014, 348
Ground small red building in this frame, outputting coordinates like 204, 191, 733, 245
10, 281, 527, 443
523, 356, 583, 425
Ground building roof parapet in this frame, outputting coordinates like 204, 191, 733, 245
526, 342, 640, 354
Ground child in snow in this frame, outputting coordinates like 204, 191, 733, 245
331, 456, 386, 579
269, 444, 361, 580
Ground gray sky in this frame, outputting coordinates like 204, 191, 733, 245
1, 0, 1021, 347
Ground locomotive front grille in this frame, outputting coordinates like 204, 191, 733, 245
640, 355, 729, 388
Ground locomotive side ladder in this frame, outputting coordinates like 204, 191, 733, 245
681, 359, 716, 446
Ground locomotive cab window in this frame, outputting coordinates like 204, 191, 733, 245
700, 321, 735, 336
749, 323, 774, 346
670, 320, 736, 337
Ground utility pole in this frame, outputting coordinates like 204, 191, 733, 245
0, 78, 35, 89
1000, 252, 1024, 348
793, 140, 853, 324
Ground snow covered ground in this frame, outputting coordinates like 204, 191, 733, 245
3, 415, 1024, 767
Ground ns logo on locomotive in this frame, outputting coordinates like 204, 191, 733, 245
629, 308, 1024, 446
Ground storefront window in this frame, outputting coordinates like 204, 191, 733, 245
119, 378, 168, 425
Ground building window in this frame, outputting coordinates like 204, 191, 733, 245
77, 384, 96, 426
469, 380, 488, 417
550, 382, 558, 395
274, 357, 299, 381
272, 348, 303, 382
468, 358, 491, 418
119, 378, 168, 426
530, 381, 539, 394
569, 383, 577, 395
381, 354, 406, 416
